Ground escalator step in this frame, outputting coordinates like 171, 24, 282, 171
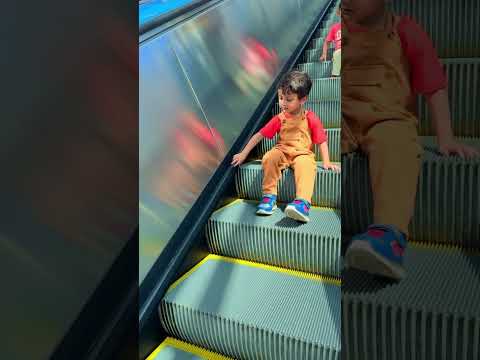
391, 0, 480, 58
304, 47, 335, 63
416, 58, 480, 137
147, 337, 233, 360
309, 36, 327, 50
257, 128, 341, 162
343, 243, 480, 360
160, 255, 341, 360
206, 200, 341, 276
297, 61, 333, 80
310, 78, 340, 100
301, 57, 480, 137
315, 26, 332, 38
235, 160, 341, 208
342, 138, 480, 247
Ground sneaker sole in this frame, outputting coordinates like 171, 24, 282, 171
345, 240, 406, 281
256, 205, 277, 215
284, 205, 309, 223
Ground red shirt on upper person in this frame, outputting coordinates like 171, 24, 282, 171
346, 16, 447, 97
326, 22, 341, 51
259, 110, 328, 145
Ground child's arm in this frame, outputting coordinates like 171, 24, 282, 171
231, 132, 265, 166
427, 89, 479, 158
320, 39, 330, 61
320, 25, 335, 61
319, 142, 340, 171
308, 111, 340, 171
397, 17, 478, 158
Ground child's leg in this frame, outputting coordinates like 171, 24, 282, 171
284, 153, 316, 222
331, 49, 341, 77
345, 120, 422, 280
361, 120, 423, 236
290, 154, 317, 203
262, 148, 289, 196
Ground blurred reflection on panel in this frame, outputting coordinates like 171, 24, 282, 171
139, 35, 226, 282
139, 0, 329, 283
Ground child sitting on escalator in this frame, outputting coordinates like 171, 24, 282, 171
231, 71, 339, 223
341, 0, 479, 280
320, 5, 341, 77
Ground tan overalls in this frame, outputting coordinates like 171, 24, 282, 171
262, 111, 317, 203
342, 12, 423, 236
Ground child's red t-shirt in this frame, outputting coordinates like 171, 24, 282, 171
346, 16, 447, 96
326, 22, 341, 51
259, 110, 328, 144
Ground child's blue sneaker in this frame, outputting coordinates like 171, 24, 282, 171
345, 224, 407, 280
256, 194, 277, 215
285, 198, 311, 223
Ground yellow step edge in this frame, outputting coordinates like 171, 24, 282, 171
212, 198, 242, 215
147, 337, 233, 360
168, 253, 341, 293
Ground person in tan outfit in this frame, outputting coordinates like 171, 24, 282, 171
342, 0, 479, 280
232, 71, 339, 222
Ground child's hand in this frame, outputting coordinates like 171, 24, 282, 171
322, 162, 340, 171
438, 138, 479, 158
231, 152, 247, 167
319, 54, 327, 62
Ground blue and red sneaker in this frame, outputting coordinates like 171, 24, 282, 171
285, 198, 311, 223
345, 224, 407, 280
256, 194, 277, 215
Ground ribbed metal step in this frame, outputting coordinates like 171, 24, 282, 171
391, 0, 480, 58
300, 60, 479, 138
160, 255, 341, 360
297, 61, 332, 79
417, 58, 480, 137
342, 140, 480, 247
310, 78, 340, 100
235, 160, 340, 208
304, 47, 335, 63
271, 100, 340, 128
206, 200, 341, 276
148, 337, 233, 360
343, 243, 480, 360
257, 128, 341, 162
309, 36, 327, 50
314, 26, 334, 39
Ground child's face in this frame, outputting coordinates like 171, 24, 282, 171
278, 90, 306, 115
342, 0, 385, 24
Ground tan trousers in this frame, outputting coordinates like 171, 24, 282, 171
262, 146, 316, 203
344, 120, 423, 235
332, 48, 341, 76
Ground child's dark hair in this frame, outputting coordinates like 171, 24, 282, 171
278, 71, 312, 99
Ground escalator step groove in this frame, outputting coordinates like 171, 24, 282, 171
160, 256, 341, 360
235, 161, 341, 208
207, 200, 341, 276
342, 139, 480, 247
